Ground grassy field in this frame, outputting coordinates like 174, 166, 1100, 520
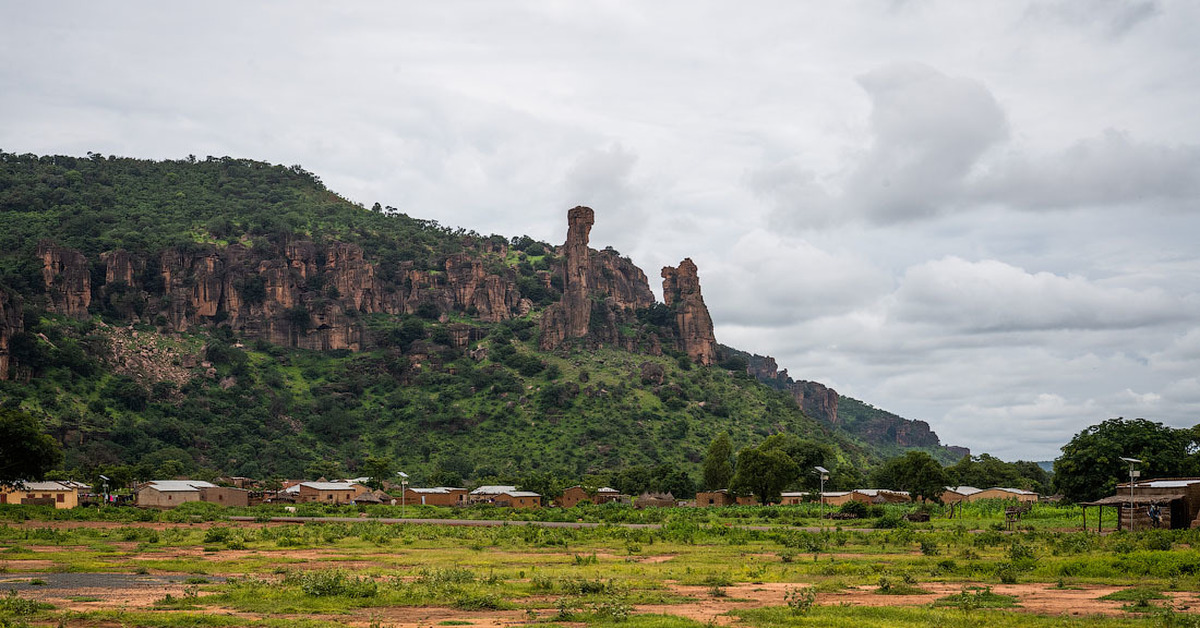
1, 502, 1197, 627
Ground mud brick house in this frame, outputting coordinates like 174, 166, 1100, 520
971, 487, 1039, 503
821, 488, 911, 507
941, 486, 983, 504
292, 481, 368, 504
1084, 478, 1200, 531
137, 480, 218, 508
403, 487, 468, 507
468, 485, 542, 508
558, 486, 628, 508
0, 481, 89, 509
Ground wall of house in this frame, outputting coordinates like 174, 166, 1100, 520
972, 489, 1037, 503
137, 488, 201, 508
200, 487, 250, 507
0, 488, 79, 509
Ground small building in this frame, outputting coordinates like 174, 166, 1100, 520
972, 487, 1039, 503
695, 489, 738, 507
199, 486, 250, 507
941, 486, 983, 504
136, 480, 218, 508
559, 486, 628, 508
468, 485, 520, 505
468, 485, 542, 508
822, 489, 911, 506
293, 481, 368, 504
0, 481, 85, 509
1113, 478, 1200, 530
634, 492, 675, 509
403, 487, 467, 507
495, 490, 541, 509
780, 491, 808, 505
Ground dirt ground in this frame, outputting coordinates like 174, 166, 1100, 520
4, 521, 1199, 625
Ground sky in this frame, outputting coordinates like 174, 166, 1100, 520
3, 1, 1199, 461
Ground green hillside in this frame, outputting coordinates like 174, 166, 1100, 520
0, 151, 949, 493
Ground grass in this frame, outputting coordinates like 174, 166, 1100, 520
3, 510, 1200, 625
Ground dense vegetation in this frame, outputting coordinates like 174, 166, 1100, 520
0, 151, 892, 490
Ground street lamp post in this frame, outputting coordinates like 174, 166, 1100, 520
397, 471, 409, 519
1119, 457, 1142, 531
815, 466, 829, 528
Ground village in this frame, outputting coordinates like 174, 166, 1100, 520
7, 475, 1200, 532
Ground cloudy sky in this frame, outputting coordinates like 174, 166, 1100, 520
4, 1, 1199, 460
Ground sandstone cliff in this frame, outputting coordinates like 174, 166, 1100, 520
727, 345, 967, 459
790, 380, 839, 426
0, 289, 21, 380
539, 207, 657, 353
661, 258, 717, 366
38, 241, 91, 319
29, 237, 524, 353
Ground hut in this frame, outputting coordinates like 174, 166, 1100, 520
1082, 478, 1200, 531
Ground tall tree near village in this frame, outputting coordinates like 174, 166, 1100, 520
702, 433, 734, 490
0, 409, 62, 488
1055, 418, 1199, 503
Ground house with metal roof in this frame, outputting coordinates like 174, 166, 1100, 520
136, 480, 218, 508
0, 481, 89, 509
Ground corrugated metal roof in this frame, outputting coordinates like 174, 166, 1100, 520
300, 482, 359, 491
504, 491, 541, 498
13, 481, 75, 491
984, 487, 1037, 495
144, 480, 216, 492
945, 486, 983, 495
471, 485, 518, 495
1132, 479, 1200, 489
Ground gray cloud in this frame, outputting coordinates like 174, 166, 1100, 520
5, 1, 1200, 462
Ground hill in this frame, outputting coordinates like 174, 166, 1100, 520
0, 151, 964, 491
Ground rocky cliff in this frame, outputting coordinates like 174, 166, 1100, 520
790, 380, 839, 426
661, 259, 717, 366
539, 206, 661, 354
727, 345, 967, 459
30, 238, 525, 353
0, 289, 21, 380
38, 241, 91, 319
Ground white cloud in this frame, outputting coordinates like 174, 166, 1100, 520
892, 257, 1189, 332
705, 230, 892, 327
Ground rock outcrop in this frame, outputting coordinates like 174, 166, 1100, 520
38, 241, 91, 318
790, 380, 839, 426
34, 236, 523, 353
539, 207, 658, 352
540, 206, 596, 349
0, 290, 21, 380
661, 259, 717, 365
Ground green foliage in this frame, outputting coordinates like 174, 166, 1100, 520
871, 451, 948, 503
0, 408, 62, 487
731, 444, 799, 505
1055, 417, 1198, 502
702, 433, 734, 490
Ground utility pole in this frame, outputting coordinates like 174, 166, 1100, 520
815, 466, 829, 529
1119, 457, 1142, 531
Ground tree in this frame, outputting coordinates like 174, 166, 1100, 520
361, 456, 394, 490
702, 433, 734, 490
1055, 417, 1197, 502
871, 451, 947, 503
731, 445, 800, 505
0, 409, 63, 488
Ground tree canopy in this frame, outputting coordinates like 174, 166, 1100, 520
870, 450, 947, 503
731, 443, 800, 504
1054, 417, 1199, 502
702, 433, 734, 490
0, 409, 63, 488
